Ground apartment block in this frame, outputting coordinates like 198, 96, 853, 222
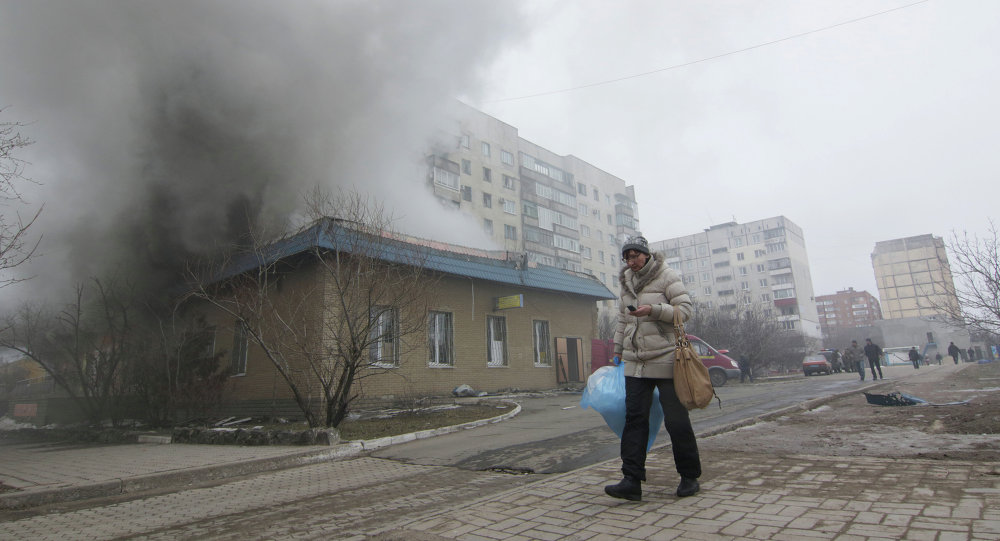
426, 102, 640, 304
648, 216, 821, 338
871, 234, 959, 319
815, 287, 882, 334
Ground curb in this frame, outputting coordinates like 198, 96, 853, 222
0, 401, 521, 511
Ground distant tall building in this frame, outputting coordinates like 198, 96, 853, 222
648, 216, 821, 338
815, 288, 882, 334
426, 102, 640, 304
871, 234, 959, 319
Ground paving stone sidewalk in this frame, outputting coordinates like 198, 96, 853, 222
369, 447, 1000, 540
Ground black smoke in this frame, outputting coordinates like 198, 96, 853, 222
0, 1, 524, 302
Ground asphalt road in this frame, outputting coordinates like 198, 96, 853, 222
373, 370, 871, 474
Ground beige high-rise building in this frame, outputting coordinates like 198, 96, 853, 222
871, 234, 959, 319
648, 216, 822, 339
426, 102, 640, 305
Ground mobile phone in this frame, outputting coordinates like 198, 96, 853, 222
627, 305, 636, 311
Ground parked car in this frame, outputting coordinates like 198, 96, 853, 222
687, 335, 741, 387
802, 353, 833, 376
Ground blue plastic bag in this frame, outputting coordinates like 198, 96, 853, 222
579, 362, 664, 451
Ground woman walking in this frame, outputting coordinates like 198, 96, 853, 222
605, 236, 701, 502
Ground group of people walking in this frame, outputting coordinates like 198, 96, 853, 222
842, 338, 885, 381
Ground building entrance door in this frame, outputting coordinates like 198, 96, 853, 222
555, 337, 583, 384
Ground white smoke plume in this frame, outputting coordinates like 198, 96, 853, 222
0, 0, 524, 302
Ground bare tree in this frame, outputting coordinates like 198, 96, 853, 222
131, 311, 229, 427
0, 109, 41, 288
940, 221, 1000, 337
687, 300, 812, 374
185, 189, 437, 428
0, 278, 140, 426
597, 307, 616, 341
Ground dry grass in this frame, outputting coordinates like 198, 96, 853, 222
337, 403, 514, 441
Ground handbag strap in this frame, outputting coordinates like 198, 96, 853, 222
672, 309, 688, 346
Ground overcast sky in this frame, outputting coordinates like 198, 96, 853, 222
2, 0, 998, 306
473, 0, 1000, 299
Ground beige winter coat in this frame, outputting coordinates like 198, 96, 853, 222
613, 252, 693, 379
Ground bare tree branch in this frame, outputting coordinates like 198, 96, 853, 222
0, 108, 41, 288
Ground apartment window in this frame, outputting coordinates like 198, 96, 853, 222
503, 175, 516, 190
483, 167, 492, 182
737, 252, 745, 261
739, 266, 748, 275
704, 287, 712, 295
461, 185, 472, 201
579, 202, 588, 214
369, 306, 398, 366
734, 237, 744, 247
522, 201, 537, 218
461, 159, 471, 175
428, 311, 454, 366
760, 293, 771, 301
608, 233, 615, 246
486, 315, 507, 367
482, 192, 492, 208
583, 246, 592, 259
741, 281, 749, 290
578, 183, 587, 195
483, 218, 493, 235
231, 321, 248, 375
500, 149, 514, 166
502, 198, 516, 214
504, 224, 517, 240
581, 224, 591, 237
759, 278, 768, 287
533, 320, 552, 366
482, 141, 491, 157
701, 272, 710, 281
460, 133, 470, 148
598, 250, 605, 262
782, 321, 796, 330
593, 188, 599, 201
433, 167, 459, 190
756, 264, 766, 272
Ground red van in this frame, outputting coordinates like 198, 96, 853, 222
687, 335, 742, 387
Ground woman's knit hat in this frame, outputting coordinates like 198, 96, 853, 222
621, 235, 650, 258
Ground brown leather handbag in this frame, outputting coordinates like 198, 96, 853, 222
672, 310, 721, 410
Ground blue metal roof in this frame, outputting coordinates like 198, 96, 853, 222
222, 219, 615, 300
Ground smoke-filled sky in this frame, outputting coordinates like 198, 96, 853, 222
3, 0, 999, 307
0, 0, 521, 303
473, 0, 1000, 299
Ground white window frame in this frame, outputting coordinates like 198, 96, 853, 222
231, 321, 248, 376
533, 320, 552, 366
428, 311, 454, 366
486, 315, 507, 367
369, 306, 399, 367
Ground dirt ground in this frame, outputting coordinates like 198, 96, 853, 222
700, 360, 1000, 461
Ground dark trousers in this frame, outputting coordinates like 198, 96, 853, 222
621, 376, 701, 481
867, 358, 883, 379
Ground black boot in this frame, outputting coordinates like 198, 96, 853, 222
676, 477, 700, 497
605, 476, 642, 501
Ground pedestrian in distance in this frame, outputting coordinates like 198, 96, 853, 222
948, 342, 961, 364
967, 347, 975, 362
607, 235, 701, 502
844, 340, 866, 381
908, 346, 921, 369
738, 354, 754, 383
863, 338, 884, 380
935, 352, 943, 365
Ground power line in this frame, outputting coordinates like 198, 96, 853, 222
488, 0, 931, 103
